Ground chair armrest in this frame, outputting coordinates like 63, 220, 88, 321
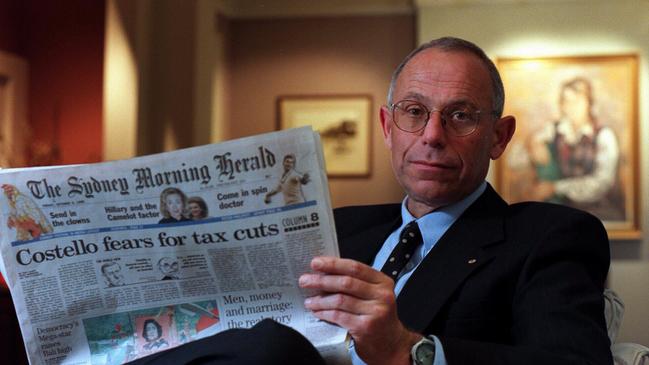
612, 342, 649, 365
604, 289, 625, 343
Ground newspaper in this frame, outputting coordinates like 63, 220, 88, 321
0, 127, 349, 365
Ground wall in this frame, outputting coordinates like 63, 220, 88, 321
104, 0, 229, 159
418, 0, 649, 346
0, 0, 23, 56
0, 1, 28, 168
103, 0, 144, 161
106, 0, 197, 155
227, 15, 415, 207
1, 0, 104, 167
21, 0, 105, 165
195, 0, 230, 145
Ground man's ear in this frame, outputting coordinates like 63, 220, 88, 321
489, 115, 516, 160
379, 105, 393, 149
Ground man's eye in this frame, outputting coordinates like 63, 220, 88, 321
405, 107, 425, 117
448, 110, 473, 122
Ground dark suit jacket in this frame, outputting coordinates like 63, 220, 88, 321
334, 184, 613, 365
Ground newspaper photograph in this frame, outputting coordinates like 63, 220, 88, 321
0, 127, 349, 365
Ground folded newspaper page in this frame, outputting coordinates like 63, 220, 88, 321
0, 127, 349, 365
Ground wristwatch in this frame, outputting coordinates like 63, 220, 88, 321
411, 336, 436, 365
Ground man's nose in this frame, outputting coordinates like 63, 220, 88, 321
421, 111, 448, 145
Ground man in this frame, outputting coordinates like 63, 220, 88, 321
158, 257, 180, 280
101, 262, 125, 287
130, 37, 612, 365
264, 154, 310, 205
299, 37, 612, 365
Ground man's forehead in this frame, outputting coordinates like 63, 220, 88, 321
408, 47, 483, 67
402, 49, 487, 81
394, 49, 492, 103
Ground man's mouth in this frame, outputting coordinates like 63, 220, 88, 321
410, 159, 454, 169
407, 159, 457, 176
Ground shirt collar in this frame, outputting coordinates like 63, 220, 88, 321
399, 181, 487, 254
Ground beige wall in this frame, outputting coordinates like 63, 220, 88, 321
104, 0, 229, 158
418, 0, 649, 345
195, 0, 230, 145
103, 0, 140, 160
226, 15, 415, 208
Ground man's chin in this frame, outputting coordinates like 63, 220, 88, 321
406, 166, 457, 180
405, 186, 460, 212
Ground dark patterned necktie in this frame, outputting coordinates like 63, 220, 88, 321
381, 221, 422, 281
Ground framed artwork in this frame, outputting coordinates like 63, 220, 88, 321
496, 55, 640, 239
277, 95, 372, 177
0, 50, 28, 167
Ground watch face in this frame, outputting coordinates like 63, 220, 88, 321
414, 340, 435, 364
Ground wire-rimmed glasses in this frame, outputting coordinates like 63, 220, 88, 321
390, 99, 491, 137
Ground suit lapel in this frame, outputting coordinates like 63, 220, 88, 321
396, 185, 508, 332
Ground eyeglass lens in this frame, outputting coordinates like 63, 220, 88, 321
392, 100, 481, 136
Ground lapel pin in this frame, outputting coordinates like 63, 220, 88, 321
467, 258, 477, 264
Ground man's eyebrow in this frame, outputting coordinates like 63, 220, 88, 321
396, 93, 479, 109
443, 98, 480, 108
397, 92, 427, 103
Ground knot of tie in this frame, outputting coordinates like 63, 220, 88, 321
381, 221, 422, 281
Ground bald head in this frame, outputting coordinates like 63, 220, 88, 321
387, 37, 505, 118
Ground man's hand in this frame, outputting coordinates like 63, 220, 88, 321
300, 173, 310, 185
299, 257, 421, 365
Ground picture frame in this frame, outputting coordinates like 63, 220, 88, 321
496, 54, 640, 240
277, 95, 372, 177
0, 50, 28, 168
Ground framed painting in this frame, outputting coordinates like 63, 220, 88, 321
278, 95, 372, 177
496, 55, 640, 239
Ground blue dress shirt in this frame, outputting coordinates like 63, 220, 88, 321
350, 182, 487, 365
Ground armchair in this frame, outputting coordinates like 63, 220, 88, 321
605, 289, 649, 365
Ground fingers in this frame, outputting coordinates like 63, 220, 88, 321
308, 309, 373, 332
304, 291, 380, 314
299, 257, 393, 302
309, 257, 388, 284
299, 257, 415, 364
306, 294, 394, 335
299, 257, 396, 321
299, 273, 377, 299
